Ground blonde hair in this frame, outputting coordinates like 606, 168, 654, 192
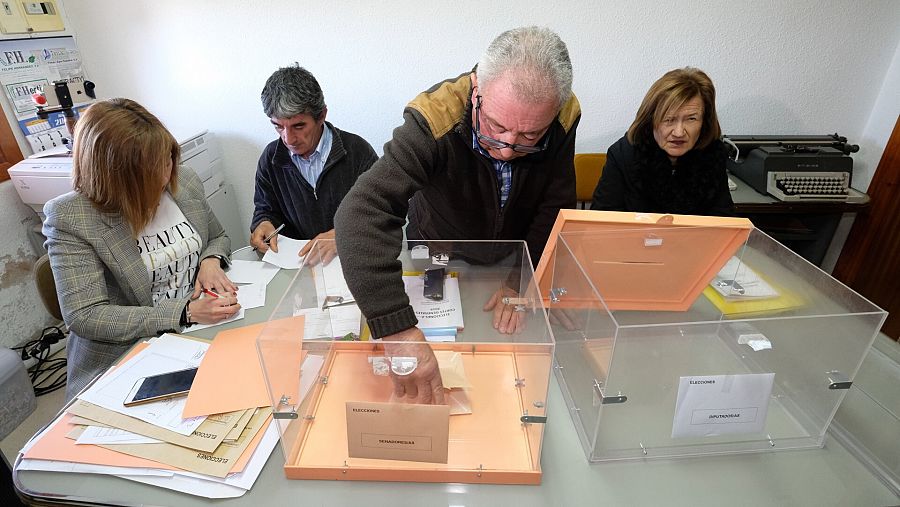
627, 67, 721, 150
72, 98, 180, 235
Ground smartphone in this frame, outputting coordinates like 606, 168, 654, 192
123, 367, 198, 407
423, 268, 445, 301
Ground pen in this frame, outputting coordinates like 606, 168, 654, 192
263, 224, 285, 244
253, 223, 285, 251
202, 288, 220, 298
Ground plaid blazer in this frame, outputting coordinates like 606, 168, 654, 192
43, 166, 231, 399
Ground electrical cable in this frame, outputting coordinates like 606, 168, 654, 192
13, 325, 67, 396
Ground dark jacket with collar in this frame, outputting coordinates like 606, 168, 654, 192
591, 135, 734, 216
335, 71, 580, 338
251, 122, 378, 239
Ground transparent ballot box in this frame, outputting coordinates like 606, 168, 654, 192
256, 240, 553, 484
542, 211, 886, 461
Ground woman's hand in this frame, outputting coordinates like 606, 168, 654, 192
187, 294, 241, 325
193, 256, 237, 298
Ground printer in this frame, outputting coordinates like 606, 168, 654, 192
724, 134, 867, 203
8, 131, 247, 248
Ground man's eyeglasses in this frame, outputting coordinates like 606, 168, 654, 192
474, 95, 550, 154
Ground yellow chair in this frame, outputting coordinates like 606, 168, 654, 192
574, 153, 606, 209
34, 254, 62, 321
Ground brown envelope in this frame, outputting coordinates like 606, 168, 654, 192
346, 401, 449, 463
67, 399, 239, 453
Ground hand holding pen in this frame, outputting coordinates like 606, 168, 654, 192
250, 221, 285, 253
188, 288, 241, 324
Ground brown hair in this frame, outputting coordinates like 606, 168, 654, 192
72, 98, 180, 235
626, 67, 721, 150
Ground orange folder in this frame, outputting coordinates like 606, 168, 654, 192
183, 315, 305, 418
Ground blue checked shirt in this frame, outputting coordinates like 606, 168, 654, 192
472, 131, 512, 208
290, 124, 333, 189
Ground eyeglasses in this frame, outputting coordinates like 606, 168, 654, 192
474, 95, 550, 154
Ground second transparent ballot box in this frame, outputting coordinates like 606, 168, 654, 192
542, 211, 886, 461
256, 240, 553, 484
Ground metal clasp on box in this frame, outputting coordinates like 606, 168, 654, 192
549, 287, 567, 303
273, 394, 298, 420
502, 296, 532, 312
593, 380, 627, 405
827, 370, 852, 390
322, 295, 355, 310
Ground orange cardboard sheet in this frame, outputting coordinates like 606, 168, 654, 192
535, 210, 753, 312
183, 316, 305, 418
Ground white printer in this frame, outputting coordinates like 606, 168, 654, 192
8, 131, 247, 249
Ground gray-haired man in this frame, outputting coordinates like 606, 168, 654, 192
251, 65, 377, 263
335, 27, 581, 404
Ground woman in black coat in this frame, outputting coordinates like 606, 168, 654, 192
591, 67, 733, 216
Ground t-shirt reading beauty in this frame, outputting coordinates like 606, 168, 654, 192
137, 193, 202, 305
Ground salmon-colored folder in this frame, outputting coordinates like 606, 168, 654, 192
535, 210, 753, 312
183, 316, 305, 418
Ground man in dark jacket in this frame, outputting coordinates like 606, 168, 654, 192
251, 65, 377, 264
335, 27, 580, 404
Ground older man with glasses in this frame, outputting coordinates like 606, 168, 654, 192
335, 26, 580, 405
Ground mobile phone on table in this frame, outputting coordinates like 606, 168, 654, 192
123, 367, 198, 407
423, 268, 445, 301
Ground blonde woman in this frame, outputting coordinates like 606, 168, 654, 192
43, 98, 240, 399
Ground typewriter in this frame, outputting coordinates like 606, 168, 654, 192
723, 134, 867, 203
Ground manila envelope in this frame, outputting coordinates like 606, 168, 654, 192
67, 399, 240, 453
346, 401, 449, 463
183, 315, 305, 418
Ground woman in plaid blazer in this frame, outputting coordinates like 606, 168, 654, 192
43, 99, 241, 400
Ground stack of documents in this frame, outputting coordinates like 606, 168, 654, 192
18, 332, 279, 498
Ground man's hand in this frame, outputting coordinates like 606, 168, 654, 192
193, 257, 237, 298
250, 221, 279, 253
382, 327, 445, 405
483, 287, 525, 334
299, 229, 337, 266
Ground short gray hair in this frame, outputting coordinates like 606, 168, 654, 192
260, 64, 326, 119
476, 26, 573, 107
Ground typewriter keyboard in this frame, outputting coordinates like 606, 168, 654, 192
768, 171, 851, 201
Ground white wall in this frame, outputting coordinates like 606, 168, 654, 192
1, 0, 899, 346
59, 0, 900, 236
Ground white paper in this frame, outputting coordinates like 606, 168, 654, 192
296, 306, 361, 339
226, 259, 279, 286
17, 458, 174, 477
78, 334, 208, 435
116, 421, 279, 498
672, 373, 775, 438
183, 307, 245, 333
711, 257, 778, 299
235, 282, 267, 310
738, 333, 773, 351
261, 237, 308, 269
315, 257, 354, 307
76, 426, 162, 445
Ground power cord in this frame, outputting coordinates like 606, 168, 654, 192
11, 326, 67, 396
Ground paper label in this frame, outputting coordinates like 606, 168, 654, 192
671, 373, 774, 438
346, 401, 449, 463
